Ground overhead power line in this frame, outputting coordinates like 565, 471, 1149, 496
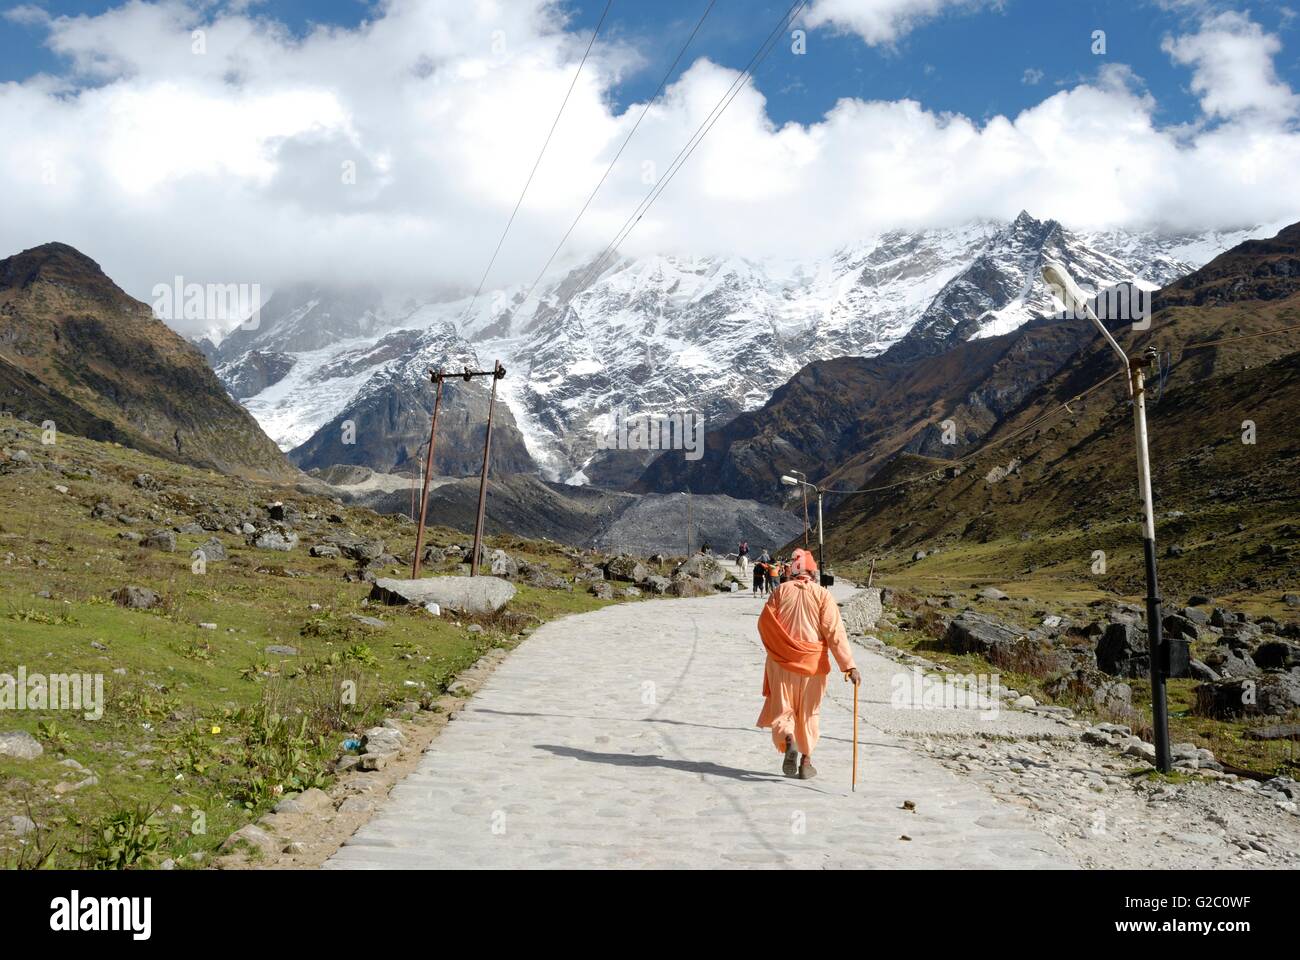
516, 0, 809, 327
513, 0, 721, 313
460, 0, 616, 323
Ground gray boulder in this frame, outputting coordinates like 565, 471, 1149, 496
195, 537, 227, 562
942, 611, 1024, 656
1162, 612, 1199, 642
1196, 673, 1300, 718
1096, 622, 1151, 678
111, 586, 161, 610
489, 549, 519, 578
841, 588, 883, 635
525, 568, 571, 592
219, 824, 280, 858
644, 575, 672, 595
673, 555, 726, 587
1203, 644, 1260, 678
254, 531, 299, 552
668, 577, 714, 598
141, 529, 177, 552
588, 581, 615, 600
1253, 639, 1300, 671
1043, 669, 1133, 712
603, 555, 649, 584
370, 576, 516, 615
0, 731, 43, 760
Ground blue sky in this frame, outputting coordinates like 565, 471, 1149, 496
4, 0, 1297, 126
2, 0, 1299, 305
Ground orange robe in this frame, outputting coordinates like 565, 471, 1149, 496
756, 578, 857, 756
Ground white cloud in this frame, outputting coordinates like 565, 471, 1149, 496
1, 5, 50, 27
802, 0, 996, 47
1022, 68, 1044, 86
0, 0, 1298, 336
1163, 11, 1300, 121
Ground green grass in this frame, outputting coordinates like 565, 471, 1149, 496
0, 419, 630, 868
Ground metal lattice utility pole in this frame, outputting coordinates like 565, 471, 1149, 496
1042, 262, 1171, 773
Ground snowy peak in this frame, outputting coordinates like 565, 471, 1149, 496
894, 212, 1177, 356
204, 214, 1278, 488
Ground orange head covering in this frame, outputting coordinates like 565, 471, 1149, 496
790, 548, 818, 578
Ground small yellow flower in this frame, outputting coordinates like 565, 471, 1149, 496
210, 725, 221, 735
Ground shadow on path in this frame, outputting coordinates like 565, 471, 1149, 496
536, 744, 786, 783
475, 708, 903, 751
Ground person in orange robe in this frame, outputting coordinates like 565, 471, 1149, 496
756, 548, 860, 780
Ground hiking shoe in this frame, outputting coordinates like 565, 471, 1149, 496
798, 758, 818, 780
782, 737, 799, 778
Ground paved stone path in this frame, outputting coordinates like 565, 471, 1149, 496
325, 585, 1078, 869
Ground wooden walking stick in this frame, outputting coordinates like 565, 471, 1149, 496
846, 673, 858, 791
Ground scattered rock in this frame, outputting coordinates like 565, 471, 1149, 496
338, 797, 375, 815
1196, 673, 1300, 718
254, 531, 299, 552
603, 555, 649, 584
489, 549, 519, 578
370, 576, 516, 615
111, 585, 161, 610
644, 575, 672, 595
141, 529, 177, 552
195, 537, 228, 562
672, 554, 726, 587
219, 824, 279, 858
668, 576, 713, 598
273, 787, 334, 816
1096, 622, 1150, 678
0, 731, 43, 760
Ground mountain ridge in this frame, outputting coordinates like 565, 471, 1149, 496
0, 242, 295, 480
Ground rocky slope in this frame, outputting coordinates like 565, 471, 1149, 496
812, 221, 1300, 600
313, 467, 801, 555
0, 243, 294, 479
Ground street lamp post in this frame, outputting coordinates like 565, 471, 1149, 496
1041, 261, 1172, 773
782, 474, 829, 586
791, 469, 811, 547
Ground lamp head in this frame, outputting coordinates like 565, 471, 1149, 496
780, 475, 799, 487
1041, 260, 1092, 316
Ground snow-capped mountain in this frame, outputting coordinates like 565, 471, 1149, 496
202, 212, 1276, 487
